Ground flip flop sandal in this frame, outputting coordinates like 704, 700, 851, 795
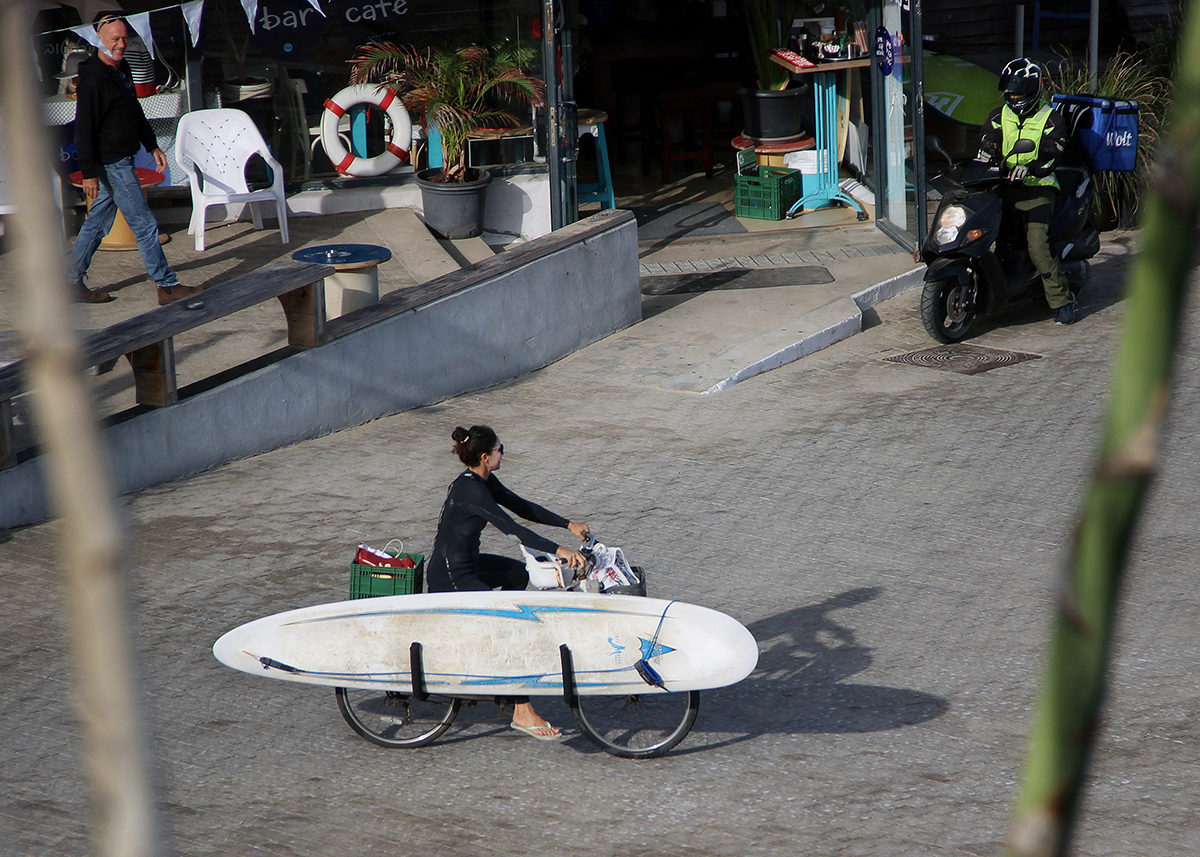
510, 721, 561, 741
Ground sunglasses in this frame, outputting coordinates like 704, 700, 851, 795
494, 443, 504, 455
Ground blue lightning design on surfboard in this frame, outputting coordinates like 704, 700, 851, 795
249, 632, 675, 690
282, 603, 630, 628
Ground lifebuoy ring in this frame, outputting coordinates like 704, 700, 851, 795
321, 84, 413, 178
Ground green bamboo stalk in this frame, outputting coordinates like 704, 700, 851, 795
1004, 4, 1200, 856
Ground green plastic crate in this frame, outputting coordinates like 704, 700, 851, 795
734, 166, 806, 220
349, 553, 425, 599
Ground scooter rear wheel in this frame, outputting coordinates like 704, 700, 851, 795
921, 275, 976, 343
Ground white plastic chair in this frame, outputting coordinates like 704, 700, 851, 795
175, 108, 290, 252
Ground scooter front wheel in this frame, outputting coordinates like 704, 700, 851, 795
921, 274, 976, 343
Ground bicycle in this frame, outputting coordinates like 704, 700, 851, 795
334, 536, 701, 759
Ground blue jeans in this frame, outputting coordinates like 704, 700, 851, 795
68, 157, 178, 288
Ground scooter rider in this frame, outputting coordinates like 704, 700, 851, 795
979, 58, 1075, 325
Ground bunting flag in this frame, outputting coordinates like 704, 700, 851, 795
181, 0, 204, 46
44, 1, 328, 53
126, 12, 155, 60
69, 24, 103, 50
239, 0, 259, 33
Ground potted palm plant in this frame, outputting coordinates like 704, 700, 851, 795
738, 0, 806, 140
216, 0, 273, 123
349, 40, 546, 238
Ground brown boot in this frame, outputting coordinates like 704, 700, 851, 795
157, 283, 204, 306
73, 279, 115, 303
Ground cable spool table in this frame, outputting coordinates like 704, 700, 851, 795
291, 244, 391, 320
69, 168, 169, 251
730, 132, 816, 168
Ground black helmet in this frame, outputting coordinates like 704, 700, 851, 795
999, 58, 1043, 117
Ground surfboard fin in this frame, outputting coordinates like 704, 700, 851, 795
258, 656, 300, 674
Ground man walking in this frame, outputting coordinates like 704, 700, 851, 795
68, 15, 202, 305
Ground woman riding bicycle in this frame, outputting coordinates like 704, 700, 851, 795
426, 424, 589, 739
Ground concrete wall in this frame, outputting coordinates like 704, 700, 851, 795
0, 209, 639, 530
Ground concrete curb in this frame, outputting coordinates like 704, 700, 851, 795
852, 265, 926, 311
701, 266, 925, 395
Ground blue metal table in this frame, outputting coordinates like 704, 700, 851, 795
769, 55, 870, 221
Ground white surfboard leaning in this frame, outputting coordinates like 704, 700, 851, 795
213, 590, 759, 697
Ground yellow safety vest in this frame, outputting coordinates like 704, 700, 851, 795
1000, 104, 1059, 189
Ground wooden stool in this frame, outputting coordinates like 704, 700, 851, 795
577, 109, 616, 210
645, 87, 714, 184
607, 58, 671, 165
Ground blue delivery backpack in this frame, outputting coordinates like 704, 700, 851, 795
1051, 94, 1139, 173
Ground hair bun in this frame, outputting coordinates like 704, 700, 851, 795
451, 426, 469, 443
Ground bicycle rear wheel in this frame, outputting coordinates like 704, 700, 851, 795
335, 687, 460, 748
570, 691, 699, 759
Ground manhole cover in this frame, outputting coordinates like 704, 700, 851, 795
884, 343, 1043, 375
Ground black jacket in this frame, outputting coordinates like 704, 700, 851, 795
72, 53, 158, 180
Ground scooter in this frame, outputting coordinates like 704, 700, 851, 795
919, 128, 1101, 343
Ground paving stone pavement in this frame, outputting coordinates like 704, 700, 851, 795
4, 229, 1200, 857
637, 242, 902, 276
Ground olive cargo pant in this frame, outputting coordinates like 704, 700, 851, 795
1000, 185, 1071, 310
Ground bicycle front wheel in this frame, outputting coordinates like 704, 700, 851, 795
335, 687, 460, 748
570, 690, 699, 759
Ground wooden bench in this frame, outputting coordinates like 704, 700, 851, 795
0, 259, 334, 469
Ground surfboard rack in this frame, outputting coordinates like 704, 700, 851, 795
559, 644, 579, 706
409, 642, 429, 701
408, 640, 584, 706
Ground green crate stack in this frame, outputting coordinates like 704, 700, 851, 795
349, 553, 425, 599
734, 166, 805, 220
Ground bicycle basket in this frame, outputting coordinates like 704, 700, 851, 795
603, 565, 647, 598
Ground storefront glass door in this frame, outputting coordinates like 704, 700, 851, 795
869, 0, 926, 252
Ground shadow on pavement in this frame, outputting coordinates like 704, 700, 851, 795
965, 232, 1138, 337
694, 586, 949, 740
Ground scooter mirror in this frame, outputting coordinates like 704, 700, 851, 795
1009, 138, 1036, 155
925, 135, 953, 167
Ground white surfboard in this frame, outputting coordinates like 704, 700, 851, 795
213, 591, 759, 697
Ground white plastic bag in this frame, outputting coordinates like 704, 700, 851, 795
586, 542, 639, 591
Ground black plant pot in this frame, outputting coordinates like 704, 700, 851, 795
221, 77, 274, 132
737, 86, 807, 143
415, 168, 492, 239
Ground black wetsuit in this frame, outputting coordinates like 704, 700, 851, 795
426, 470, 569, 592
